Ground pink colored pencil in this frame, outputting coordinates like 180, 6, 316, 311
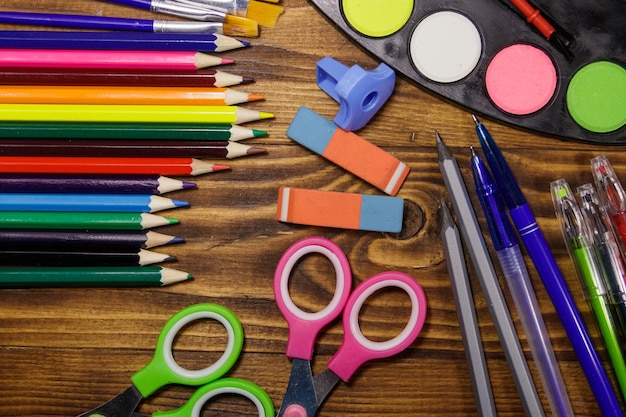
0, 49, 233, 70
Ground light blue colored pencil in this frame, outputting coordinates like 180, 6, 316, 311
0, 193, 188, 213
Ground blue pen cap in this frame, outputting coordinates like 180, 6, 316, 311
471, 149, 517, 251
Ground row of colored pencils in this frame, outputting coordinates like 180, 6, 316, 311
0, 4, 277, 288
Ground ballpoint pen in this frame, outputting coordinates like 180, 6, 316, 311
439, 200, 497, 417
436, 131, 545, 417
471, 149, 574, 417
473, 114, 625, 417
590, 155, 626, 260
551, 179, 626, 401
577, 183, 626, 352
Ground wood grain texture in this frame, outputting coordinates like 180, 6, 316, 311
0, 0, 623, 416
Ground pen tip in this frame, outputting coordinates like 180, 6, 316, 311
471, 114, 480, 125
469, 146, 477, 156
435, 130, 442, 142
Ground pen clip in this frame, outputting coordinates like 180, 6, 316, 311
552, 179, 586, 241
591, 155, 626, 215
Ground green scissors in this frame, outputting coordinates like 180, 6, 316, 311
76, 303, 275, 417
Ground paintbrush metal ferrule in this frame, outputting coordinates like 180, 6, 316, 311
153, 20, 223, 33
151, 0, 227, 21
183, 0, 250, 16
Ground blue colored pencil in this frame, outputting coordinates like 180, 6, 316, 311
0, 193, 188, 213
0, 30, 249, 51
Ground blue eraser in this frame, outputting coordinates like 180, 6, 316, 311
359, 194, 405, 232
286, 106, 335, 155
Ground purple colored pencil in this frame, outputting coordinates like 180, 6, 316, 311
0, 174, 196, 195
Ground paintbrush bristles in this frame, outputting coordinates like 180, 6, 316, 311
224, 14, 259, 37
246, 0, 284, 28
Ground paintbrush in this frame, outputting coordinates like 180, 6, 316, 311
501, 0, 575, 59
0, 10, 259, 37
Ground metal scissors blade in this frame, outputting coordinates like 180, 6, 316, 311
277, 359, 340, 417
76, 385, 143, 417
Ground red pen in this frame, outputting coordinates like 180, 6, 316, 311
591, 155, 626, 256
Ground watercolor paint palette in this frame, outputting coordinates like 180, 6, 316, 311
309, 0, 626, 144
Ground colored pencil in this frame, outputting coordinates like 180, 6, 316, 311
0, 230, 184, 251
0, 11, 259, 37
0, 121, 266, 141
0, 194, 189, 213
0, 249, 175, 267
0, 212, 178, 230
0, 139, 266, 159
0, 266, 192, 287
0, 104, 273, 124
0, 68, 255, 87
0, 49, 234, 70
0, 86, 264, 106
0, 31, 249, 51
0, 156, 230, 176
0, 174, 196, 195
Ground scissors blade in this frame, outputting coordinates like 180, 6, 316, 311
76, 385, 143, 417
277, 358, 318, 417
311, 368, 340, 408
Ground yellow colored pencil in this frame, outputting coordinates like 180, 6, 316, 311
0, 103, 274, 124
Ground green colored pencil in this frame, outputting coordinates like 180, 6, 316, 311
0, 266, 192, 287
0, 121, 267, 141
0, 211, 178, 230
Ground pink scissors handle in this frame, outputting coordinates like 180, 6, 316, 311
327, 271, 427, 381
274, 236, 352, 360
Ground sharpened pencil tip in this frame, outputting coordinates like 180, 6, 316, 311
248, 93, 265, 102
172, 199, 190, 208
182, 181, 197, 190
166, 217, 179, 225
259, 111, 274, 120
170, 236, 185, 245
247, 146, 267, 156
213, 163, 231, 172
241, 76, 255, 84
252, 129, 268, 138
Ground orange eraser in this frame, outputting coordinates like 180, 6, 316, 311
286, 106, 410, 195
277, 186, 404, 232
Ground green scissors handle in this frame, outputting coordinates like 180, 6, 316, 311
152, 377, 275, 417
131, 303, 244, 397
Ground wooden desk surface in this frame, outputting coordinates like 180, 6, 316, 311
0, 1, 624, 416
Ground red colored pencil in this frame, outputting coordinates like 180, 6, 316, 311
0, 156, 230, 176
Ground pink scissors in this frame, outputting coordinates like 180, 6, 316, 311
273, 236, 427, 417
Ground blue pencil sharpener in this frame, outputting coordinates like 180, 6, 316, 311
316, 56, 396, 131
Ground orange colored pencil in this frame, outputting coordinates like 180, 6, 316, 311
0, 85, 264, 106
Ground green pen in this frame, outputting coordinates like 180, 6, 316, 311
552, 179, 626, 401
0, 211, 178, 230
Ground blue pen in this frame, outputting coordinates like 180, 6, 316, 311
0, 193, 188, 213
473, 115, 625, 417
470, 148, 575, 417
